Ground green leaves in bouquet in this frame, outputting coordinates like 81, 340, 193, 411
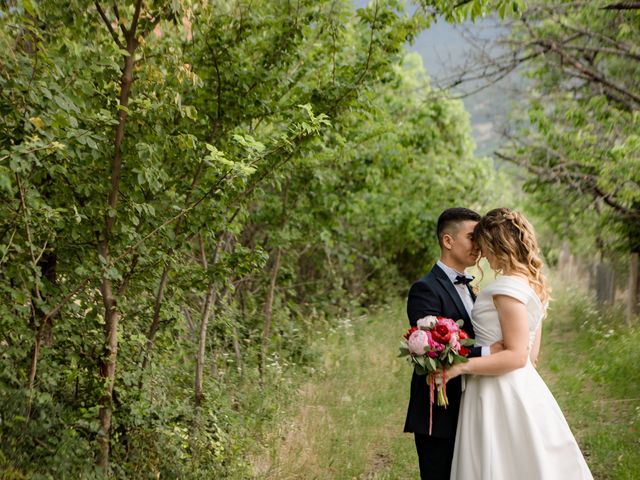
411, 355, 426, 376
406, 353, 438, 376
425, 356, 438, 372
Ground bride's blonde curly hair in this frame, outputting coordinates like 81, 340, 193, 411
473, 208, 550, 306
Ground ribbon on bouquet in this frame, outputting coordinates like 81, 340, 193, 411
427, 370, 448, 435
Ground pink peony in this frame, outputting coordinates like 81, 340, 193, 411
407, 329, 430, 355
450, 332, 461, 353
407, 328, 446, 357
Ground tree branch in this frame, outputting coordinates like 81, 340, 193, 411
112, 4, 128, 37
559, 21, 638, 56
95, 2, 125, 50
561, 43, 640, 62
331, 0, 379, 111
454, 0, 474, 8
602, 2, 640, 10
496, 151, 640, 219
130, 0, 144, 36
41, 278, 92, 323
536, 39, 640, 108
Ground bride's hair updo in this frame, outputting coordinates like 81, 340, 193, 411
473, 208, 550, 305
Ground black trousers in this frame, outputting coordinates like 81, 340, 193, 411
414, 433, 455, 480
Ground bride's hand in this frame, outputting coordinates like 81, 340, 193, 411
445, 363, 464, 382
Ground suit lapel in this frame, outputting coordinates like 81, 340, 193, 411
433, 265, 471, 325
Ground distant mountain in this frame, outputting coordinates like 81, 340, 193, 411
411, 16, 523, 156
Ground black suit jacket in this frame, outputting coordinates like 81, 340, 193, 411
403, 263, 481, 438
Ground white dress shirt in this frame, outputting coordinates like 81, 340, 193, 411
437, 260, 490, 357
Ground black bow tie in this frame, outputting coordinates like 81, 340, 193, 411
454, 275, 473, 286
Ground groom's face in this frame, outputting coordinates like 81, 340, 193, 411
447, 220, 480, 268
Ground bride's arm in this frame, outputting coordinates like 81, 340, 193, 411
448, 294, 530, 378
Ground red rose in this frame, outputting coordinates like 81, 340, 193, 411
458, 329, 469, 340
431, 323, 452, 344
460, 346, 470, 356
404, 326, 418, 340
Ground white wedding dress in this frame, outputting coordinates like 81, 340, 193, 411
450, 276, 593, 480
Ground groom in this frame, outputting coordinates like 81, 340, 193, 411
404, 207, 501, 480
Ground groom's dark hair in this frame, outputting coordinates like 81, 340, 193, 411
437, 207, 481, 248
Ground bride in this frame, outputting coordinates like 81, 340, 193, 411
446, 208, 592, 480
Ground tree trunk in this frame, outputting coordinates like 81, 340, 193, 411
27, 250, 57, 418
27, 334, 41, 418
194, 235, 223, 407
628, 252, 638, 325
140, 266, 170, 375
97, 272, 119, 470
260, 247, 282, 384
195, 283, 216, 406
231, 319, 243, 376
95, 3, 142, 467
259, 181, 289, 384
237, 282, 248, 374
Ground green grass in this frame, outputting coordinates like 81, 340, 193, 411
249, 303, 418, 479
539, 288, 640, 480
250, 288, 640, 480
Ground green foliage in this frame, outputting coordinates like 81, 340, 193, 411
0, 0, 499, 477
501, 1, 640, 257
419, 0, 525, 22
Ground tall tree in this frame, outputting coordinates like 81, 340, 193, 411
493, 1, 639, 320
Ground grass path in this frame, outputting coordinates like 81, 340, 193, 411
536, 291, 640, 480
251, 291, 639, 479
250, 302, 417, 479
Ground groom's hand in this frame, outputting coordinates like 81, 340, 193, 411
490, 341, 505, 354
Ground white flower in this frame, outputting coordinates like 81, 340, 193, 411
417, 315, 438, 330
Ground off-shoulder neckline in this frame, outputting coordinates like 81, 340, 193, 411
492, 275, 544, 310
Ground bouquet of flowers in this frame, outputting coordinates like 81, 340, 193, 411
399, 315, 475, 434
